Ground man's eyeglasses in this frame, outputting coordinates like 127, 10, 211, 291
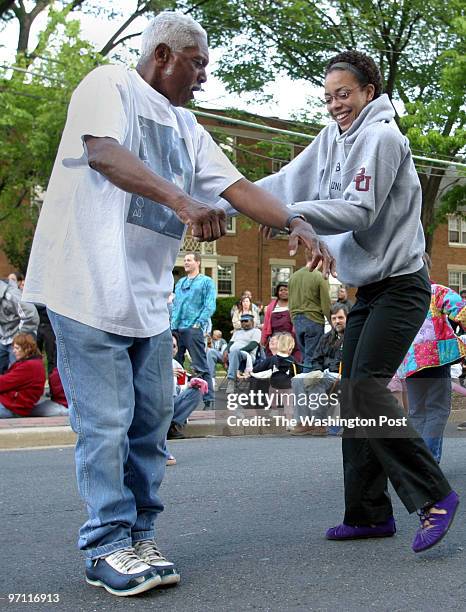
322, 86, 363, 105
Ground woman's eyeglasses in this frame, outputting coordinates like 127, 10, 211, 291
322, 86, 363, 105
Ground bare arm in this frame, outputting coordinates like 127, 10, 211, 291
84, 136, 226, 241
222, 179, 336, 278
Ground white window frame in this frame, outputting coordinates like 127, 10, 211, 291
270, 263, 293, 295
448, 269, 466, 294
217, 261, 236, 296
448, 216, 466, 247
226, 216, 237, 234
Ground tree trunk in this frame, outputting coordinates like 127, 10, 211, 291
17, 12, 32, 53
421, 169, 445, 256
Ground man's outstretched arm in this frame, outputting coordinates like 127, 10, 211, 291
221, 179, 336, 279
84, 136, 226, 242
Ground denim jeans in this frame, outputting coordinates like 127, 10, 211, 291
0, 402, 18, 418
406, 364, 451, 463
0, 343, 15, 374
205, 348, 224, 401
176, 327, 209, 378
227, 349, 251, 379
292, 371, 339, 420
48, 309, 174, 560
292, 315, 324, 372
173, 387, 201, 425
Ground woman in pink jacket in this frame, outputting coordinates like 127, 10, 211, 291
0, 333, 46, 417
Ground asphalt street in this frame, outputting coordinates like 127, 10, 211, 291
1, 432, 466, 612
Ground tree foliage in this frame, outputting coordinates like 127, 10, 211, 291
0, 0, 464, 266
207, 0, 466, 252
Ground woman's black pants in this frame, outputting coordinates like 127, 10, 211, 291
341, 266, 452, 525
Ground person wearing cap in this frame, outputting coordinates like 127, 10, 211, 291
224, 313, 262, 394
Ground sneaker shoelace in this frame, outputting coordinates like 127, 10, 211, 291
101, 548, 149, 572
135, 541, 167, 564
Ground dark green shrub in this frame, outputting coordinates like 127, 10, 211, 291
211, 296, 238, 340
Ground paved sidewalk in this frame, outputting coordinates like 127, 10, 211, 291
2, 392, 466, 450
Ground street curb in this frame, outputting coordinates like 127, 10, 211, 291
1, 409, 466, 451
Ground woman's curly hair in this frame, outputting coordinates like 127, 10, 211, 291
326, 50, 383, 99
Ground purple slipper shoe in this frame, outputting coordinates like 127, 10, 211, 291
326, 517, 396, 540
412, 490, 459, 553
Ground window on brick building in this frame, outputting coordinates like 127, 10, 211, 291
217, 263, 234, 296
271, 265, 293, 295
448, 271, 466, 293
448, 216, 466, 245
226, 217, 236, 234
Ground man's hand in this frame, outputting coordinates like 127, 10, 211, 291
262, 218, 336, 279
175, 196, 227, 242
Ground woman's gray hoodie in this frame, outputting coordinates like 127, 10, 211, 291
251, 94, 425, 287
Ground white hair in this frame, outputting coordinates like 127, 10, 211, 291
140, 11, 207, 61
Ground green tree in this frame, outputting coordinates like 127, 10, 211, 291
211, 0, 466, 253
0, 10, 104, 270
0, 0, 225, 269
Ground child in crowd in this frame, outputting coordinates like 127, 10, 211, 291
253, 333, 298, 422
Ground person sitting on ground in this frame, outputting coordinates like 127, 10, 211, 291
31, 367, 69, 417
0, 333, 46, 418
166, 334, 208, 446
205, 329, 228, 408
292, 303, 348, 435
225, 313, 261, 394
231, 295, 261, 330
253, 332, 298, 422
0, 278, 40, 374
334, 285, 354, 310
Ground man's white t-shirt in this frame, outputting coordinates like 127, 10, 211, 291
23, 65, 242, 337
230, 328, 262, 353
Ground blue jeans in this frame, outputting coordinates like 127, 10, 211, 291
406, 364, 451, 463
205, 348, 224, 401
0, 402, 19, 418
173, 387, 201, 425
0, 343, 15, 374
163, 387, 201, 458
293, 315, 324, 372
48, 309, 174, 559
175, 327, 209, 378
291, 371, 339, 420
227, 348, 250, 379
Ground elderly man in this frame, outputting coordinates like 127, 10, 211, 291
22, 11, 334, 597
225, 313, 262, 394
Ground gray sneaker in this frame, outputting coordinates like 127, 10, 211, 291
133, 540, 180, 585
85, 548, 161, 596
226, 379, 235, 395
457, 422, 466, 430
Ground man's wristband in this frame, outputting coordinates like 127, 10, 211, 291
284, 213, 306, 233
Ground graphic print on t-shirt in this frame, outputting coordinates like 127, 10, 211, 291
127, 116, 192, 239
